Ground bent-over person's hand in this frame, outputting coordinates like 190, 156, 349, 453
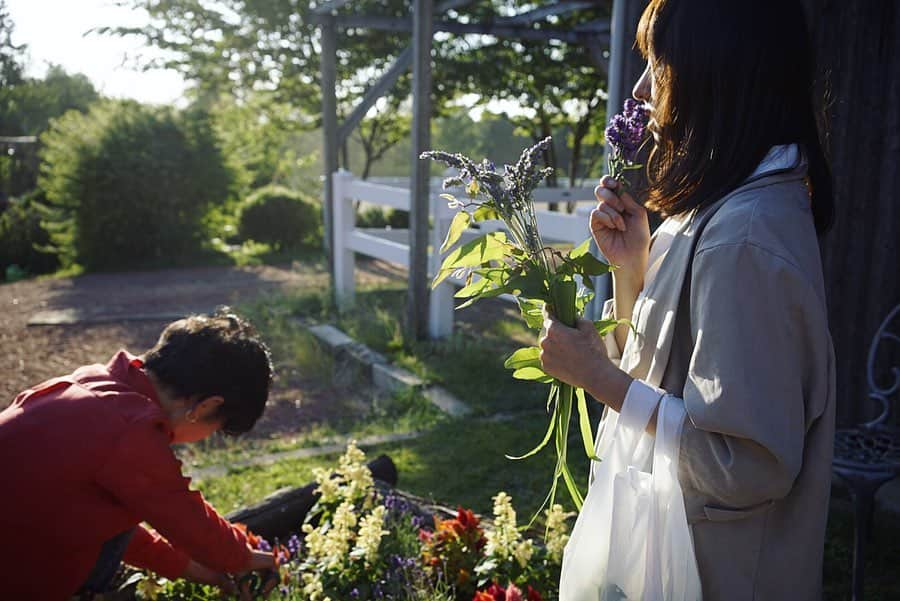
181, 559, 238, 596
234, 549, 279, 600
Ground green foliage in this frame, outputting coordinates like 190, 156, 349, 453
238, 185, 320, 250
0, 190, 58, 279
38, 100, 231, 271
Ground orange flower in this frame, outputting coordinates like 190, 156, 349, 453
233, 522, 261, 549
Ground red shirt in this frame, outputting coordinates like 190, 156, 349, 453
0, 351, 252, 600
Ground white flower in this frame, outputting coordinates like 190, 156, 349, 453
544, 503, 575, 562
485, 491, 522, 562
513, 539, 535, 568
352, 505, 389, 565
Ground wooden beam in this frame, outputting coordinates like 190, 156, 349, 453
502, 1, 599, 25
311, 0, 354, 16
334, 15, 609, 45
337, 46, 412, 144
320, 15, 339, 277
333, 0, 476, 145
408, 0, 433, 340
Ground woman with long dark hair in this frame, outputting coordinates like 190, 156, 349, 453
539, 1, 835, 598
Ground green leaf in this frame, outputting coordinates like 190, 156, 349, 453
518, 298, 545, 330
432, 232, 509, 288
473, 204, 500, 222
440, 211, 471, 252
576, 388, 601, 461
506, 396, 558, 461
503, 346, 541, 370
594, 318, 630, 337
512, 366, 554, 383
439, 231, 509, 271
454, 275, 494, 299
568, 251, 611, 277
505, 269, 549, 300
569, 238, 592, 259
439, 193, 457, 204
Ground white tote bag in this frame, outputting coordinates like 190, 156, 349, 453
559, 393, 702, 601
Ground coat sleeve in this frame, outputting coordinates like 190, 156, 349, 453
123, 524, 191, 579
95, 420, 252, 573
674, 242, 829, 522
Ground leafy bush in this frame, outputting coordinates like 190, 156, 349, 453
38, 100, 231, 271
238, 185, 320, 250
0, 189, 58, 280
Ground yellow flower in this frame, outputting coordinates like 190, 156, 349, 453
485, 491, 522, 562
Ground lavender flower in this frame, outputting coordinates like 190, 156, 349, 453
605, 98, 650, 175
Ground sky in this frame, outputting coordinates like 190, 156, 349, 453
7, 0, 188, 105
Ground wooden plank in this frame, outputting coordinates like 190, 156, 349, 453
334, 15, 609, 45
347, 179, 412, 211
349, 231, 410, 267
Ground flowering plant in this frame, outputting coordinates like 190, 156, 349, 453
128, 445, 573, 601
605, 98, 650, 189
419, 139, 614, 514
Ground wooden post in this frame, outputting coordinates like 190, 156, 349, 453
332, 169, 356, 309
588, 0, 647, 321
320, 15, 339, 278
429, 194, 455, 338
407, 0, 433, 340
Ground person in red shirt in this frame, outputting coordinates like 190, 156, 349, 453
0, 309, 280, 600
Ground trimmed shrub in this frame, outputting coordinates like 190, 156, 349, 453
0, 189, 58, 279
238, 185, 320, 250
38, 101, 231, 271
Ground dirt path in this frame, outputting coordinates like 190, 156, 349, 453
0, 261, 403, 419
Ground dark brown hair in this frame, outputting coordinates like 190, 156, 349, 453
143, 308, 273, 435
636, 0, 834, 233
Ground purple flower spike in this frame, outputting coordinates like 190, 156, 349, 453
605, 102, 648, 163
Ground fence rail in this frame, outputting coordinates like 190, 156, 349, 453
331, 170, 604, 337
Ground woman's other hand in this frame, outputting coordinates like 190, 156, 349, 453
591, 175, 651, 281
539, 314, 633, 411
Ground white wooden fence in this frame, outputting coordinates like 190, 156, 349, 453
331, 169, 603, 338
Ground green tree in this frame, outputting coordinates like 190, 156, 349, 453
39, 100, 231, 270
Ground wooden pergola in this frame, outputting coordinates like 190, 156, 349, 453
312, 0, 645, 340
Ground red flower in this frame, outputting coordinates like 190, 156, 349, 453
504, 582, 523, 601
526, 585, 543, 601
473, 592, 496, 601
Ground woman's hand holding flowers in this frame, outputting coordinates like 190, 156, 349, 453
591, 175, 650, 283
539, 315, 633, 413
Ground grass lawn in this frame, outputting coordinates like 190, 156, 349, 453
188, 284, 900, 601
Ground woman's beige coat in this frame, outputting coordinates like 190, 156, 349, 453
606, 164, 836, 600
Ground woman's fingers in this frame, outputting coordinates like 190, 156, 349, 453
594, 183, 625, 212
592, 204, 626, 232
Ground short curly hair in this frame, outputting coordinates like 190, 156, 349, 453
142, 308, 273, 435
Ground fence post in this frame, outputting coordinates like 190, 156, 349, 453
332, 169, 356, 309
429, 193, 456, 338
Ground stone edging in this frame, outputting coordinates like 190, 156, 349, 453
304, 323, 473, 418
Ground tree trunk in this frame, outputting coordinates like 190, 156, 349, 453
803, 0, 900, 425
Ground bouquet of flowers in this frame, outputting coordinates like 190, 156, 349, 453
420, 100, 649, 516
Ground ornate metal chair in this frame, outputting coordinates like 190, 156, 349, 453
832, 304, 900, 601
